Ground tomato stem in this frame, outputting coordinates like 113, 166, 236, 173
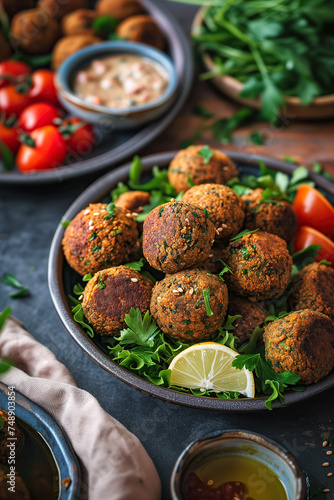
20, 133, 36, 148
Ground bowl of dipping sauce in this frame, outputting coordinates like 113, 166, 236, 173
171, 429, 306, 500
56, 41, 178, 130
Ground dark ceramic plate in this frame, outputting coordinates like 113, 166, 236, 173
48, 151, 334, 411
0, 0, 193, 185
0, 382, 80, 498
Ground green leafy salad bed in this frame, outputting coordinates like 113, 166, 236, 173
65, 154, 331, 409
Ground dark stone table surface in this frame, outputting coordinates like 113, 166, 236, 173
1, 2, 334, 499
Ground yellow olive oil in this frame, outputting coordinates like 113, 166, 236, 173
193, 454, 288, 500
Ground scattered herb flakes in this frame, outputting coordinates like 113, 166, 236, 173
89, 232, 97, 241
216, 260, 233, 282
83, 273, 93, 281
192, 104, 214, 119
60, 218, 71, 228
241, 248, 250, 260
1, 273, 29, 298
198, 145, 214, 164
111, 229, 122, 236
230, 228, 259, 242
91, 246, 101, 253
249, 131, 265, 145
158, 207, 165, 217
98, 276, 106, 290
104, 202, 115, 220
203, 288, 213, 317
203, 207, 211, 218
124, 257, 146, 271
0, 307, 11, 332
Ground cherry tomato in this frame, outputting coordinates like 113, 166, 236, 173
293, 184, 334, 239
16, 125, 67, 173
0, 118, 20, 156
0, 85, 31, 118
0, 60, 31, 89
28, 70, 60, 107
18, 103, 61, 133
294, 226, 334, 267
60, 117, 94, 157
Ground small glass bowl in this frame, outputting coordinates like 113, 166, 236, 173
171, 429, 306, 500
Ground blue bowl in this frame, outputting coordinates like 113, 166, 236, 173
55, 41, 179, 130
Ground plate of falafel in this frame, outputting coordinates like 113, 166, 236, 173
48, 148, 334, 410
0, 0, 193, 184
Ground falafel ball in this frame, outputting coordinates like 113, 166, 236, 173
0, 466, 30, 500
288, 262, 334, 320
242, 188, 298, 242
264, 309, 334, 385
38, 0, 89, 20
143, 200, 215, 274
62, 203, 140, 276
182, 184, 245, 241
116, 15, 165, 50
0, 0, 34, 19
114, 190, 151, 213
82, 266, 153, 336
150, 268, 228, 342
96, 0, 145, 21
52, 34, 102, 69
0, 30, 12, 60
168, 146, 238, 194
61, 9, 97, 37
11, 9, 61, 55
225, 230, 292, 301
227, 293, 269, 344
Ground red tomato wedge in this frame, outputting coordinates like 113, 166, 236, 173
294, 226, 334, 267
293, 184, 334, 239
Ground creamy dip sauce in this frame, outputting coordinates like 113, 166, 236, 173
73, 54, 169, 108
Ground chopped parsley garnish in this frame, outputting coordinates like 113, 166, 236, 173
124, 257, 146, 271
198, 145, 214, 164
98, 276, 106, 290
203, 207, 211, 218
104, 202, 115, 220
83, 273, 93, 281
242, 269, 248, 275
158, 207, 165, 217
111, 229, 122, 236
1, 273, 29, 298
89, 232, 97, 241
203, 288, 213, 316
216, 260, 233, 282
60, 218, 71, 228
92, 246, 101, 253
241, 248, 250, 260
230, 229, 259, 242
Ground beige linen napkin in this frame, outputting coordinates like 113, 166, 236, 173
0, 317, 161, 500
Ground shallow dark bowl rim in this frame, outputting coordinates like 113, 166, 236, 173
0, 381, 81, 499
56, 40, 178, 115
48, 150, 334, 411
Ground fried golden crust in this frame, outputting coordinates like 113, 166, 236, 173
225, 231, 292, 301
11, 9, 61, 55
288, 262, 334, 320
96, 0, 145, 20
227, 293, 269, 344
52, 34, 102, 69
82, 266, 153, 336
182, 183, 245, 241
62, 203, 139, 275
116, 15, 165, 50
242, 188, 298, 242
38, 0, 90, 19
114, 191, 151, 213
150, 268, 228, 341
61, 9, 97, 37
143, 201, 215, 273
168, 146, 238, 194
264, 309, 334, 384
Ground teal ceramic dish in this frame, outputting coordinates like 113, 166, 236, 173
56, 41, 178, 130
0, 382, 80, 499
170, 429, 306, 500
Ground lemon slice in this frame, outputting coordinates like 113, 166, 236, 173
169, 342, 255, 398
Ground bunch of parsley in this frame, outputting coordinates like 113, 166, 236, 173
171, 0, 334, 122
